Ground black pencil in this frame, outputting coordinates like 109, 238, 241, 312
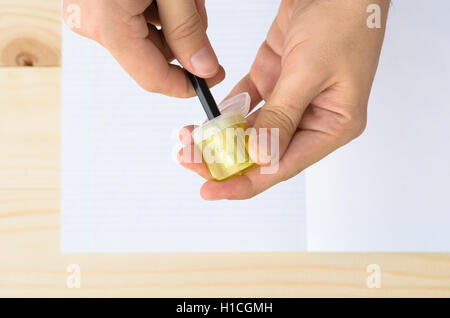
186, 71, 221, 120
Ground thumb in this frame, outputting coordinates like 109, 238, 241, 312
157, 0, 219, 78
249, 59, 326, 165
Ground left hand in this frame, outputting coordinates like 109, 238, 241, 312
179, 0, 389, 200
63, 0, 224, 97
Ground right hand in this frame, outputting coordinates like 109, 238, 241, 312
178, 0, 388, 200
62, 0, 225, 97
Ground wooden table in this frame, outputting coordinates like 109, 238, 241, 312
0, 0, 449, 298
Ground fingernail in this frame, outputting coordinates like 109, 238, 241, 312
218, 92, 251, 116
191, 47, 218, 77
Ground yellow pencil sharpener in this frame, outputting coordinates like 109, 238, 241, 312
192, 111, 258, 181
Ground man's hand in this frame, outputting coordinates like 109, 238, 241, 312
63, 0, 225, 97
179, 0, 389, 199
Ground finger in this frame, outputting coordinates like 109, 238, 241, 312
265, 116, 361, 187
199, 131, 335, 200
282, 97, 367, 180
177, 147, 211, 180
199, 129, 340, 200
222, 74, 262, 112
114, 0, 154, 15
105, 17, 225, 98
200, 165, 283, 200
248, 41, 282, 102
222, 10, 286, 108
194, 0, 208, 28
147, 24, 173, 61
62, 0, 97, 39
178, 125, 210, 179
278, 131, 343, 181
222, 39, 282, 112
145, 0, 207, 27
245, 108, 260, 126
201, 99, 366, 200
144, 1, 160, 25
157, 0, 219, 78
65, 0, 224, 97
248, 46, 330, 164
179, 125, 196, 146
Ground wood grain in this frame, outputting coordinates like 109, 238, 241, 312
0, 0, 449, 297
0, 0, 61, 66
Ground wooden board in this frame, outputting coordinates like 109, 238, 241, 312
0, 1, 449, 297
0, 0, 61, 66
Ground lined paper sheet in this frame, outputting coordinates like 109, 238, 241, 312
61, 0, 307, 253
306, 0, 450, 252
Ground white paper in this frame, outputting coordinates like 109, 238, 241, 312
61, 0, 307, 253
63, 0, 449, 253
306, 0, 450, 251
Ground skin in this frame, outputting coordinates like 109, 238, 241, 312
64, 0, 390, 200
179, 0, 390, 200
62, 0, 225, 97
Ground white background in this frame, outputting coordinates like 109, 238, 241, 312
307, 0, 450, 251
62, 0, 308, 253
62, 0, 450, 252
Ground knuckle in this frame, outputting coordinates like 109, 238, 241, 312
352, 115, 367, 138
261, 106, 298, 135
62, 1, 104, 44
140, 79, 160, 94
169, 12, 203, 41
181, 74, 195, 98
339, 111, 367, 141
89, 25, 103, 44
